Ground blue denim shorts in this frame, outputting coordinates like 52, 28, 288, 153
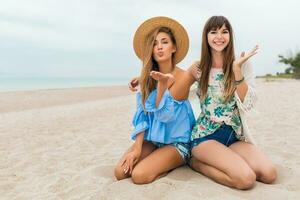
191, 124, 239, 149
152, 141, 191, 163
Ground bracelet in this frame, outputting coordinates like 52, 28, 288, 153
235, 76, 245, 85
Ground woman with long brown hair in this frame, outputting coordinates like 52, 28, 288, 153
188, 15, 277, 189
114, 16, 196, 184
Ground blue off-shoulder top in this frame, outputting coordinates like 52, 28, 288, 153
131, 89, 195, 144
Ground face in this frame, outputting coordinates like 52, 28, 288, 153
207, 24, 230, 53
152, 32, 176, 63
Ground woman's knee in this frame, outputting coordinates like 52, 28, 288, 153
114, 166, 127, 180
232, 169, 256, 190
259, 165, 277, 184
131, 168, 155, 184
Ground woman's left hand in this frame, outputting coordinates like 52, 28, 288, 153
233, 45, 259, 71
150, 71, 175, 88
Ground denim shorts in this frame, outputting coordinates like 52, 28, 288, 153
191, 124, 239, 149
152, 141, 191, 163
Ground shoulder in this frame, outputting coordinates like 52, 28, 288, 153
174, 66, 192, 78
174, 66, 185, 73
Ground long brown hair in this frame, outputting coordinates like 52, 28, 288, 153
198, 16, 236, 102
140, 27, 176, 107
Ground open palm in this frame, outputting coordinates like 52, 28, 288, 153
233, 45, 259, 69
150, 71, 175, 88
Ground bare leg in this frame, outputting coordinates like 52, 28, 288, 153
189, 156, 233, 184
191, 140, 256, 189
229, 141, 277, 184
114, 141, 156, 180
131, 145, 184, 184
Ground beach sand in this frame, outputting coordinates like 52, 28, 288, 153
0, 79, 299, 200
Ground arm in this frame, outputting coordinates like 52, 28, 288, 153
149, 71, 174, 108
233, 46, 258, 112
233, 46, 258, 102
122, 132, 144, 175
133, 131, 144, 150
233, 67, 248, 102
123, 93, 148, 175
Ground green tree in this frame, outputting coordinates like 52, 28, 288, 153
278, 52, 300, 79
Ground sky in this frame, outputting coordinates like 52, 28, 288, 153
0, 0, 299, 79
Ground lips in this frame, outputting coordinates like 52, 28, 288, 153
214, 41, 225, 46
157, 52, 164, 57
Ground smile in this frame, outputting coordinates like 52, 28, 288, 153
214, 41, 225, 46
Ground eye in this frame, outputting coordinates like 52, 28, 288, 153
222, 30, 229, 34
161, 38, 169, 44
210, 31, 217, 34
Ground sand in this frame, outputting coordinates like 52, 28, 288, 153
0, 79, 299, 200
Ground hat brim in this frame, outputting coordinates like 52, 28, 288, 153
133, 16, 189, 64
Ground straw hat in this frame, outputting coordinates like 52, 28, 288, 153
133, 16, 189, 64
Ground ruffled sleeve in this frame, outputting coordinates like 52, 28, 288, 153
131, 92, 149, 140
234, 61, 258, 113
145, 89, 177, 123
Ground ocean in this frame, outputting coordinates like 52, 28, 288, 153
0, 76, 129, 92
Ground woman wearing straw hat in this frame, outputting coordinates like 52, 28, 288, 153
128, 15, 277, 189
114, 16, 196, 184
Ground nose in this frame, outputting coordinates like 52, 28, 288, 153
157, 42, 163, 50
216, 32, 222, 39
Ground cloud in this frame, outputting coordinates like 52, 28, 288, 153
0, 0, 299, 77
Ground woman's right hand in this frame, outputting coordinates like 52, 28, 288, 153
121, 146, 141, 175
128, 77, 139, 92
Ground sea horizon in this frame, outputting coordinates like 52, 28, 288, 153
0, 76, 130, 92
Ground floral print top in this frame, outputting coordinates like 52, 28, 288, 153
191, 68, 244, 141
